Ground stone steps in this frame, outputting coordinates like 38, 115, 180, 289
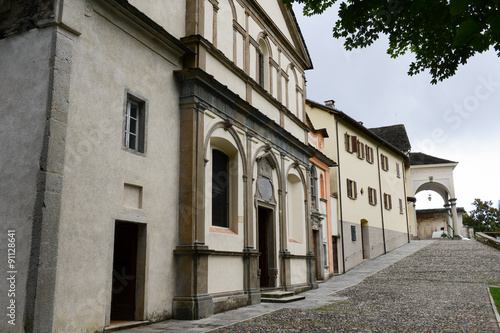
261, 290, 305, 303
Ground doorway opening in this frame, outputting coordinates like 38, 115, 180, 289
332, 236, 339, 274
110, 221, 146, 324
361, 219, 369, 259
312, 230, 321, 280
258, 207, 275, 289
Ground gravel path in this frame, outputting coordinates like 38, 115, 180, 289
214, 241, 500, 332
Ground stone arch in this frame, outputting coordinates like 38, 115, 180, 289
204, 120, 247, 175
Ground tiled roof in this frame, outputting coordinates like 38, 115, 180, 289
369, 125, 411, 152
410, 152, 457, 165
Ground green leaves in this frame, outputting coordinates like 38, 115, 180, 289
453, 19, 482, 46
285, 0, 500, 84
450, 0, 469, 16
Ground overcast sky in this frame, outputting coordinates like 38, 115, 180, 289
293, 4, 500, 212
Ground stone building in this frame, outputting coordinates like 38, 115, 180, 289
0, 0, 333, 332
306, 100, 412, 272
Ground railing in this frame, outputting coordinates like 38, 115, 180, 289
476, 232, 500, 250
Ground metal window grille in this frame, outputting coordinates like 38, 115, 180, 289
212, 149, 229, 228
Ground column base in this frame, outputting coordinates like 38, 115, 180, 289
173, 295, 213, 320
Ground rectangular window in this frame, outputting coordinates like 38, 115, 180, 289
381, 154, 389, 171
212, 149, 230, 228
125, 95, 146, 153
366, 145, 374, 163
357, 141, 365, 159
344, 133, 351, 152
347, 178, 357, 199
351, 225, 356, 241
368, 187, 377, 206
396, 162, 401, 178
384, 193, 392, 210
258, 51, 264, 87
399, 198, 404, 214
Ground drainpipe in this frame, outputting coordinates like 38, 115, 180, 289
335, 114, 347, 274
376, 145, 387, 254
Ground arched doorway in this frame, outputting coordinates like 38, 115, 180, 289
409, 153, 460, 238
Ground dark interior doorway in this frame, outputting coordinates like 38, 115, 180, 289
332, 236, 339, 274
258, 207, 274, 288
111, 222, 138, 321
313, 230, 320, 279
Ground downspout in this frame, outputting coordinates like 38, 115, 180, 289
335, 114, 347, 274
376, 145, 387, 254
402, 156, 411, 243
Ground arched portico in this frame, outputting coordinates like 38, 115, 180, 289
409, 153, 460, 238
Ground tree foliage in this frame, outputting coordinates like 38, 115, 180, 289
463, 198, 500, 232
284, 0, 500, 84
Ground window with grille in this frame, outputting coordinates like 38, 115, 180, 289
124, 96, 146, 153
212, 149, 230, 228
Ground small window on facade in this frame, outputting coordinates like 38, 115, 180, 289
384, 193, 392, 210
212, 149, 230, 228
347, 178, 357, 199
125, 96, 146, 153
368, 187, 377, 206
320, 174, 325, 199
381, 154, 389, 171
357, 141, 365, 159
399, 198, 404, 214
366, 145, 374, 163
344, 133, 351, 152
396, 162, 401, 178
310, 167, 318, 209
351, 225, 356, 241
258, 50, 264, 87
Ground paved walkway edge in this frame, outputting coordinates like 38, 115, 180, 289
125, 240, 435, 333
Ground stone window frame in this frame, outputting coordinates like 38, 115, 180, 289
123, 90, 148, 155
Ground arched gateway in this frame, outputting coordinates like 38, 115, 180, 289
409, 153, 460, 238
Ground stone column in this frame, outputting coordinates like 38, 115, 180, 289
450, 198, 459, 239
173, 101, 213, 319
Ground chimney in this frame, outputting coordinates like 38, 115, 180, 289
324, 100, 335, 108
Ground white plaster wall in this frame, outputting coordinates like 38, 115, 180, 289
0, 28, 53, 333
258, 0, 294, 44
252, 91, 281, 124
126, 0, 186, 38
290, 258, 307, 285
51, 7, 182, 331
208, 256, 244, 294
337, 123, 382, 230
206, 54, 247, 99
217, 0, 234, 58
379, 148, 408, 235
284, 114, 306, 143
205, 1, 214, 44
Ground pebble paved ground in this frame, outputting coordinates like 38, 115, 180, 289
214, 240, 500, 332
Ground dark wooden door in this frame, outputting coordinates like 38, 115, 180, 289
111, 222, 138, 321
258, 208, 269, 288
